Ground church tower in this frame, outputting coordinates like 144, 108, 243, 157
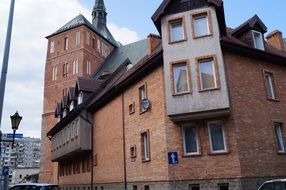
39, 0, 117, 183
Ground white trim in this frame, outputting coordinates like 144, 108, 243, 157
252, 30, 265, 50
208, 121, 227, 153
193, 14, 209, 37
274, 123, 285, 153
265, 73, 276, 99
182, 124, 200, 156
199, 59, 217, 90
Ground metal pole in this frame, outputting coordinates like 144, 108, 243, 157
0, 0, 16, 128
172, 164, 176, 190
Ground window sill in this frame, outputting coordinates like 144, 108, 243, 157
168, 39, 187, 45
193, 34, 212, 39
172, 91, 192, 96
182, 153, 201, 157
142, 158, 151, 163
208, 151, 229, 156
199, 87, 220, 93
267, 98, 279, 102
139, 109, 148, 115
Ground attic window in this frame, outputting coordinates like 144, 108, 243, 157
252, 31, 265, 50
78, 92, 83, 104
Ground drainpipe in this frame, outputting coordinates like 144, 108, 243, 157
121, 93, 127, 190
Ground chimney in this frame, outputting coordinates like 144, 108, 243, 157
266, 30, 285, 51
147, 34, 161, 56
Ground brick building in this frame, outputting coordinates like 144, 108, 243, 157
40, 0, 286, 190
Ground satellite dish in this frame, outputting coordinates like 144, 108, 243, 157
141, 99, 150, 110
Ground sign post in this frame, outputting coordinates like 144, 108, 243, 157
168, 152, 178, 190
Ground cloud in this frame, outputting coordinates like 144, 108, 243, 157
0, 0, 139, 138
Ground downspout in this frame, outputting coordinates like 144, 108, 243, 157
121, 92, 127, 190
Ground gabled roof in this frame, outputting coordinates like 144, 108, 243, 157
75, 77, 103, 93
231, 15, 267, 37
46, 14, 119, 47
152, 0, 223, 33
92, 39, 148, 79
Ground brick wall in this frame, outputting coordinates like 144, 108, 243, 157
224, 52, 286, 178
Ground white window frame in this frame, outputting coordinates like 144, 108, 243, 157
252, 30, 265, 50
86, 60, 91, 74
169, 18, 185, 42
193, 14, 209, 37
208, 121, 227, 153
64, 36, 69, 50
69, 101, 74, 111
141, 131, 150, 161
274, 122, 285, 153
50, 41, 55, 53
97, 39, 101, 53
86, 31, 90, 46
198, 58, 217, 90
172, 62, 190, 94
264, 71, 276, 100
182, 124, 199, 155
78, 92, 83, 104
52, 66, 58, 81
76, 31, 81, 45
73, 60, 79, 75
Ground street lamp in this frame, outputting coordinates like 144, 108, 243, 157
10, 111, 22, 149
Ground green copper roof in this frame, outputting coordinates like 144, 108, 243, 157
47, 14, 119, 47
92, 39, 148, 79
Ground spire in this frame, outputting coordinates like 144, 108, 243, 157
92, 0, 107, 28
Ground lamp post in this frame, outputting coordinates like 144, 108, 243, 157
10, 111, 22, 149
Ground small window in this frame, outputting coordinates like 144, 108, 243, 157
218, 183, 229, 190
141, 131, 150, 161
92, 38, 96, 49
139, 84, 148, 113
97, 39, 101, 53
133, 185, 137, 190
144, 185, 149, 190
64, 37, 69, 50
193, 13, 210, 38
86, 61, 91, 75
86, 32, 90, 46
189, 184, 200, 190
130, 145, 136, 158
252, 30, 264, 50
263, 71, 276, 100
73, 60, 79, 75
208, 121, 227, 153
129, 102, 135, 115
274, 122, 285, 153
197, 57, 218, 91
76, 32, 81, 45
50, 41, 55, 53
63, 63, 68, 77
52, 66, 58, 81
78, 92, 83, 104
183, 124, 199, 155
169, 18, 185, 43
171, 62, 190, 94
93, 153, 98, 166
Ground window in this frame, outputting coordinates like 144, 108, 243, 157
52, 66, 58, 81
183, 124, 199, 155
133, 186, 137, 190
171, 62, 190, 94
130, 145, 136, 158
97, 39, 101, 53
252, 31, 264, 50
50, 41, 55, 53
274, 122, 285, 153
141, 131, 150, 161
197, 57, 218, 91
169, 18, 185, 42
263, 71, 276, 100
76, 31, 81, 45
101, 42, 110, 57
64, 37, 69, 50
218, 183, 229, 190
78, 92, 83, 104
208, 121, 227, 153
92, 38, 95, 48
86, 60, 91, 75
73, 60, 79, 74
189, 184, 200, 190
129, 102, 135, 114
192, 12, 210, 38
144, 186, 149, 190
63, 63, 68, 77
86, 32, 90, 45
139, 84, 147, 113
70, 101, 74, 111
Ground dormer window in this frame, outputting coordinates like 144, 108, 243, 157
78, 92, 83, 104
70, 101, 74, 111
252, 31, 264, 50
57, 115, 62, 122
63, 109, 68, 117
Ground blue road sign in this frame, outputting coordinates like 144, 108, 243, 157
2, 166, 9, 176
3, 133, 23, 139
168, 152, 178, 164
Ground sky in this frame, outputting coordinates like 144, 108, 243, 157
0, 0, 285, 138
